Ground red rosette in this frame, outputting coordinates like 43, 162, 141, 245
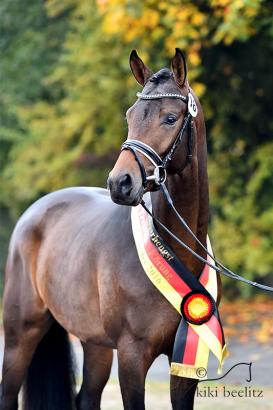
181, 291, 215, 325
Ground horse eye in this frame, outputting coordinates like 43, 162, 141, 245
164, 114, 177, 125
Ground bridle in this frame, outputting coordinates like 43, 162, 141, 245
121, 91, 195, 189
119, 89, 273, 293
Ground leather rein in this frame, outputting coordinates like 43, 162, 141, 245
121, 90, 273, 293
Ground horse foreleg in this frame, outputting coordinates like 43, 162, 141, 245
117, 336, 155, 410
170, 374, 198, 410
76, 342, 113, 410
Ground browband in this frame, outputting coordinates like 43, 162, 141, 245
137, 92, 188, 102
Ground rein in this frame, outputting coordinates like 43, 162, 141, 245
142, 185, 273, 292
122, 90, 273, 293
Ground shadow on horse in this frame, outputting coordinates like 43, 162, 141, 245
0, 49, 219, 410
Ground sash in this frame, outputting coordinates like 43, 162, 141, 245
131, 195, 228, 380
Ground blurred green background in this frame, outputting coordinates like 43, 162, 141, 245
0, 0, 272, 297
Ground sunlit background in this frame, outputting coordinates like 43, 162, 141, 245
1, 0, 272, 297
0, 1, 273, 407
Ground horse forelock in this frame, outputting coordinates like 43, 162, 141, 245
143, 68, 186, 97
149, 68, 173, 84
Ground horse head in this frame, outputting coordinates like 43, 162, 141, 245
108, 48, 201, 206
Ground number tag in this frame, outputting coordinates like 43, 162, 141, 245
188, 92, 198, 117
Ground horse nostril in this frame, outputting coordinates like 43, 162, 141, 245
119, 174, 133, 196
120, 174, 131, 185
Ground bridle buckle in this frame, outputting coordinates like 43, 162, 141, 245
146, 166, 166, 186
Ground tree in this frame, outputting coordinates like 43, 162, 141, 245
0, 0, 272, 295
0, 0, 70, 278
0, 0, 70, 211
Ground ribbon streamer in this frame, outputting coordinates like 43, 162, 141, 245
131, 194, 228, 380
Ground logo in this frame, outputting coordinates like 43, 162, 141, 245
196, 362, 252, 383
196, 367, 207, 379
196, 362, 263, 399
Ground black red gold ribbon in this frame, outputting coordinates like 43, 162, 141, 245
131, 195, 227, 380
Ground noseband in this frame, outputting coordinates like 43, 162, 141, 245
121, 91, 197, 189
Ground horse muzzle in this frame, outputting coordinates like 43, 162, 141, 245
107, 172, 144, 206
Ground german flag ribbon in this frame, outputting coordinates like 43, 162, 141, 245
131, 195, 228, 380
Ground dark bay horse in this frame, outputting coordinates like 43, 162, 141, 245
1, 49, 215, 410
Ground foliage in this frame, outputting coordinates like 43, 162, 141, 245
221, 296, 273, 344
0, 0, 70, 211
0, 0, 272, 295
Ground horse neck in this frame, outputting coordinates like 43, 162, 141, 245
152, 124, 209, 276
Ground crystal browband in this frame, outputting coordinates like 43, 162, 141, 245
136, 92, 188, 102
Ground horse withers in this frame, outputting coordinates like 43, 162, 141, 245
0, 49, 214, 410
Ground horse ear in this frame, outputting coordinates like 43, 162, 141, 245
171, 48, 187, 88
129, 50, 153, 86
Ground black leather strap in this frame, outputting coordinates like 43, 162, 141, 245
122, 140, 163, 167
121, 113, 193, 190
122, 145, 148, 187
162, 112, 192, 167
